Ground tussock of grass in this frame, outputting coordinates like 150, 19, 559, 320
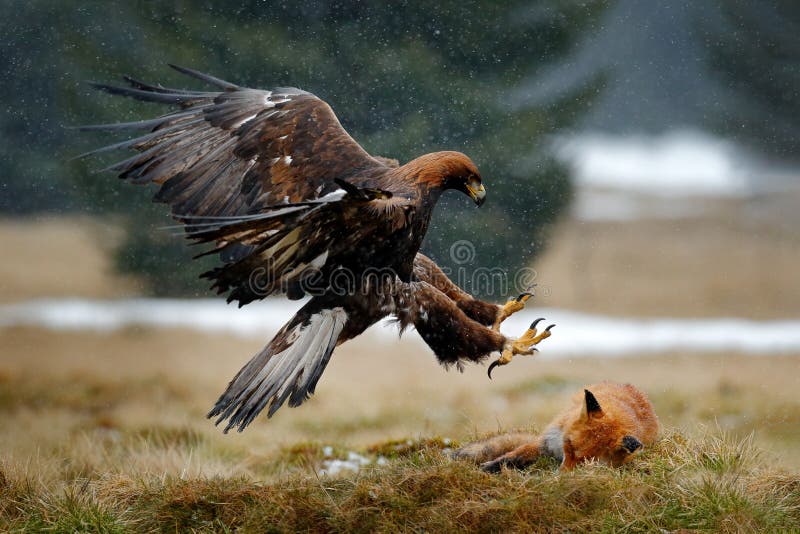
366, 436, 458, 459
290, 409, 416, 439
0, 372, 188, 414
2, 430, 799, 532
500, 374, 575, 398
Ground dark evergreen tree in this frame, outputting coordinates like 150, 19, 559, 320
513, 0, 799, 164
705, 0, 800, 160
2, 0, 604, 295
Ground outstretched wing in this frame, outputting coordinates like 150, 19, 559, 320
77, 66, 405, 302
183, 184, 415, 305
78, 65, 386, 217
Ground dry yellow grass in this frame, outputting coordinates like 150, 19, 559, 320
0, 216, 141, 303
3, 430, 799, 532
2, 326, 800, 531
533, 204, 800, 318
3, 325, 800, 483
2, 212, 800, 530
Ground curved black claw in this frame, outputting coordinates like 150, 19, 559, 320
531, 317, 545, 329
515, 291, 533, 302
545, 324, 556, 332
487, 359, 501, 380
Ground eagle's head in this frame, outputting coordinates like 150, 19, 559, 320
456, 169, 486, 207
412, 151, 486, 206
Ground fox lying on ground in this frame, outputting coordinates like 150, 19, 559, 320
455, 382, 659, 472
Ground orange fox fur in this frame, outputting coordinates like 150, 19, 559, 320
455, 382, 659, 472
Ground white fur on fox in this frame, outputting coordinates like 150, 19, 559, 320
542, 426, 564, 462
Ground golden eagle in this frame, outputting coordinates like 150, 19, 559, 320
79, 65, 554, 432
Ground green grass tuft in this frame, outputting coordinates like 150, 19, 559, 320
500, 374, 575, 398
366, 436, 458, 459
2, 430, 799, 532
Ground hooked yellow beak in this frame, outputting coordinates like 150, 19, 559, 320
467, 183, 486, 206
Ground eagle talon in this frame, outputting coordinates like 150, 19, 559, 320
493, 291, 536, 331
488, 346, 538, 379
488, 319, 555, 379
530, 323, 555, 344
515, 291, 533, 302
519, 283, 537, 297
487, 349, 513, 379
487, 360, 501, 379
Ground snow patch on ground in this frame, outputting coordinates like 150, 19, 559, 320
500, 310, 800, 357
552, 129, 800, 221
319, 451, 378, 476
570, 189, 710, 221
2, 298, 800, 357
553, 130, 753, 197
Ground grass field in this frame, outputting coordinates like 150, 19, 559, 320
2, 325, 800, 531
4, 199, 800, 317
2, 213, 800, 531
4, 429, 799, 531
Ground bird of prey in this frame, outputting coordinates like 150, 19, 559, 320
78, 65, 554, 432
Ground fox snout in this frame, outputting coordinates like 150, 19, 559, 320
622, 435, 643, 453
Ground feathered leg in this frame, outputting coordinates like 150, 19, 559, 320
412, 253, 500, 325
394, 281, 536, 368
412, 253, 535, 330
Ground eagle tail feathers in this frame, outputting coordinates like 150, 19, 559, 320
208, 305, 347, 432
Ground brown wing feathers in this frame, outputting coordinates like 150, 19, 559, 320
78, 66, 394, 303
80, 65, 383, 216
78, 66, 516, 430
182, 181, 399, 305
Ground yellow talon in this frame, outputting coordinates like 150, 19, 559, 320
487, 348, 516, 379
530, 322, 555, 345
492, 289, 535, 331
487, 319, 555, 379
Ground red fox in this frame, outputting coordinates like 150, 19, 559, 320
455, 382, 659, 472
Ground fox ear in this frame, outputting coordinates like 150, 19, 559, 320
584, 389, 604, 419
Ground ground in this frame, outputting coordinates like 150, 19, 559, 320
3, 326, 800, 531
1, 204, 800, 531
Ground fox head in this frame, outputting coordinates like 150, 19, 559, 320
561, 389, 648, 469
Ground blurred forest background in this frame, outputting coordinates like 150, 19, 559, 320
3, 4, 800, 528
2, 0, 601, 294
3, 0, 796, 296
